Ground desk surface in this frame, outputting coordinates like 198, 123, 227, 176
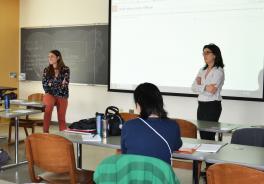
0, 109, 41, 118
59, 131, 226, 161
191, 120, 238, 133
172, 138, 227, 161
59, 131, 121, 149
205, 143, 264, 171
0, 99, 45, 109
10, 99, 44, 108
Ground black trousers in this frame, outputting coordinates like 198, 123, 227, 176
197, 101, 222, 140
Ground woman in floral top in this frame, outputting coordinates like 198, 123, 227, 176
42, 50, 70, 133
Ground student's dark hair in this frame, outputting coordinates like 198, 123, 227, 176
134, 82, 167, 119
47, 50, 65, 76
203, 43, 224, 70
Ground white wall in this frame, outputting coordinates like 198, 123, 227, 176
20, 0, 108, 27
20, 0, 264, 125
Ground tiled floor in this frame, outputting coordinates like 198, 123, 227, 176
0, 121, 231, 184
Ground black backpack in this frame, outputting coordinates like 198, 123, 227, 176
3, 92, 17, 100
105, 106, 123, 136
69, 118, 96, 130
0, 149, 10, 167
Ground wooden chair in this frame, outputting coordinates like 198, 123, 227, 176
176, 119, 197, 138
25, 133, 94, 184
207, 163, 264, 184
171, 119, 202, 176
8, 93, 44, 144
119, 112, 139, 122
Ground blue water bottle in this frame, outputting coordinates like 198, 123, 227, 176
4, 95, 10, 110
96, 113, 102, 136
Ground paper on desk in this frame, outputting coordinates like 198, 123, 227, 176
13, 110, 32, 113
23, 101, 40, 105
180, 143, 200, 149
82, 134, 101, 142
11, 99, 25, 103
64, 129, 94, 135
177, 143, 201, 153
196, 144, 223, 153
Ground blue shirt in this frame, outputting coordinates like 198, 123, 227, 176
121, 118, 182, 164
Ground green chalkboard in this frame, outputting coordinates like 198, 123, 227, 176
21, 25, 108, 85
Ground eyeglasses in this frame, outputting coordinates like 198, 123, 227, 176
202, 51, 213, 56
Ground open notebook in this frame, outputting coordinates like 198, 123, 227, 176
63, 129, 101, 142
196, 144, 223, 153
176, 143, 224, 154
81, 134, 102, 142
176, 143, 201, 154
64, 128, 96, 134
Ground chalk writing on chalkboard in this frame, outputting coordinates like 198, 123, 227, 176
21, 25, 108, 85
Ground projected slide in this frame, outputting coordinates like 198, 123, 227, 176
110, 0, 264, 100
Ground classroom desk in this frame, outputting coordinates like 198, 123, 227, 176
191, 120, 238, 141
10, 99, 44, 109
205, 143, 264, 171
0, 87, 17, 139
172, 138, 227, 184
0, 99, 45, 109
235, 124, 264, 130
59, 132, 226, 184
59, 131, 120, 169
0, 108, 41, 169
0, 99, 45, 140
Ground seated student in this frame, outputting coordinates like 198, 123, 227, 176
121, 82, 182, 165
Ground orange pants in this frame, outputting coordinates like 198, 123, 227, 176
43, 94, 68, 133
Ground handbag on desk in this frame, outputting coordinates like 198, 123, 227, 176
105, 106, 124, 136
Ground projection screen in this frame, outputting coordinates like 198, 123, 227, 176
109, 0, 264, 101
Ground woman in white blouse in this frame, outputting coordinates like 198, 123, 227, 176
192, 44, 225, 140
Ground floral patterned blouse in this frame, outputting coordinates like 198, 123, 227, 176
42, 66, 70, 98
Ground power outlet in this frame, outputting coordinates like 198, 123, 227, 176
19, 73, 26, 80
129, 109, 134, 114
9, 72, 17, 78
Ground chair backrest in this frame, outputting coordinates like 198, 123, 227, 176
94, 154, 180, 184
231, 128, 264, 147
28, 93, 44, 101
175, 119, 197, 138
26, 93, 45, 118
119, 112, 139, 122
207, 163, 264, 184
25, 133, 77, 183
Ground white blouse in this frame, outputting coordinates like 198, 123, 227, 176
192, 67, 225, 102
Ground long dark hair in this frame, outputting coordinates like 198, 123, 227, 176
47, 50, 65, 77
203, 43, 224, 70
134, 83, 167, 119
